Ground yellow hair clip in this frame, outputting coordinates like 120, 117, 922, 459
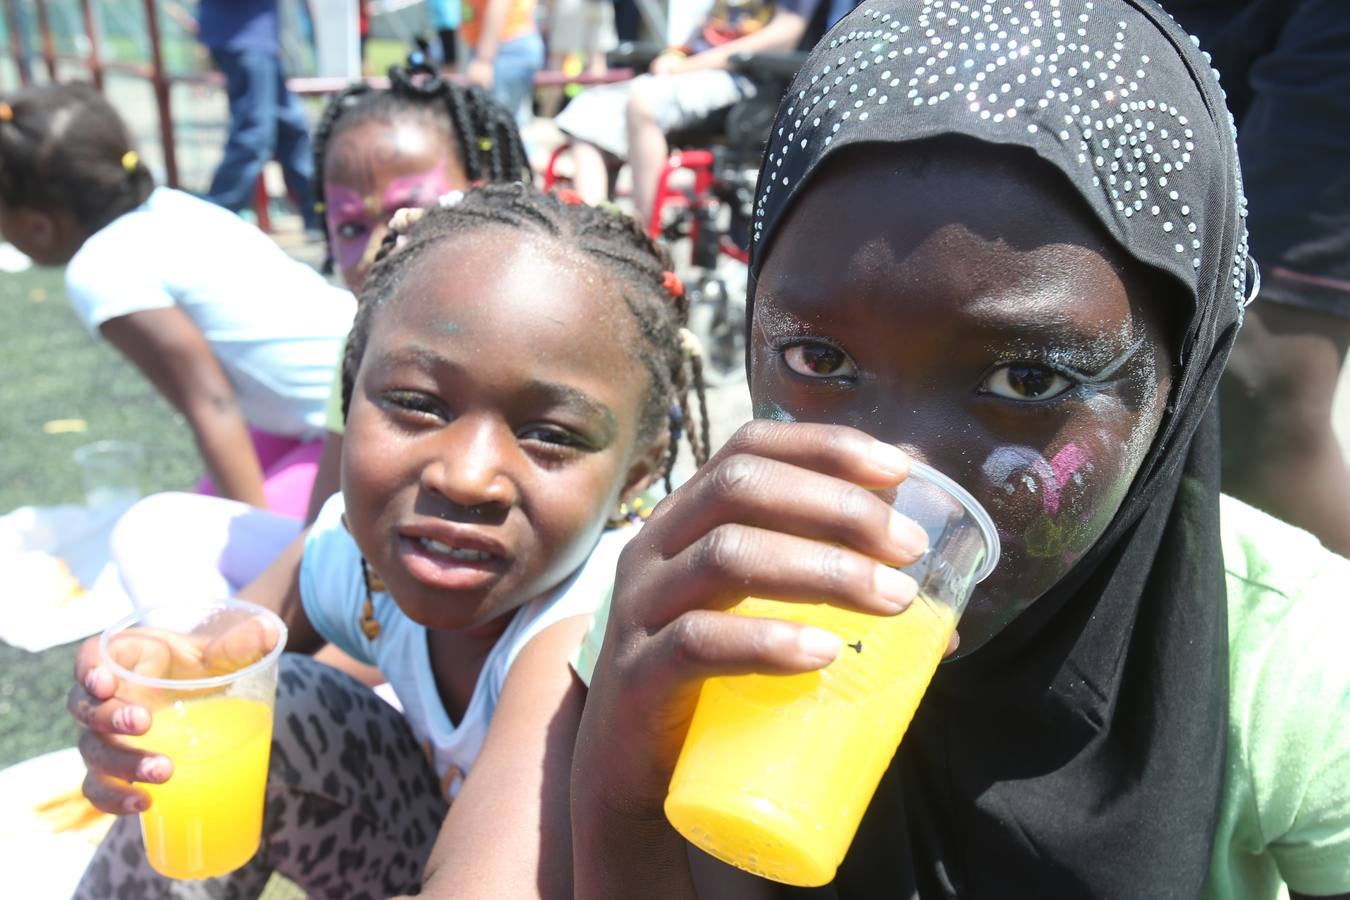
477, 137, 493, 152
120, 151, 139, 173
0, 102, 13, 122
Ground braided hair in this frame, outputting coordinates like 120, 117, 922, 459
312, 62, 529, 273
343, 183, 712, 490
0, 83, 154, 235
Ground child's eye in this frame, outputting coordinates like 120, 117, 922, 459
783, 342, 857, 378
982, 364, 1075, 401
519, 426, 589, 451
336, 222, 369, 240
381, 390, 447, 420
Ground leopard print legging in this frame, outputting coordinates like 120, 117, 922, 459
73, 654, 448, 899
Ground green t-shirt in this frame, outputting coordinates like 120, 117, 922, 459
1208, 494, 1350, 899
572, 495, 1350, 897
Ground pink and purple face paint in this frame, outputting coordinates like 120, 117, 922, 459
325, 161, 454, 277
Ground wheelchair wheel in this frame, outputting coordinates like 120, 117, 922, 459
685, 260, 748, 386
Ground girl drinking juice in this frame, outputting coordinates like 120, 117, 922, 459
571, 0, 1350, 897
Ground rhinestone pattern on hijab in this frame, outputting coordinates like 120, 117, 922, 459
752, 0, 1250, 315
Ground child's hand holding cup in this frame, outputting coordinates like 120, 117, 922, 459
663, 459, 999, 886
74, 599, 286, 879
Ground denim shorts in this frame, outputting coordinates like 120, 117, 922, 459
554, 69, 757, 160
484, 31, 544, 130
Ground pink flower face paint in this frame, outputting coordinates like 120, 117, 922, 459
326, 161, 454, 285
981, 442, 1099, 560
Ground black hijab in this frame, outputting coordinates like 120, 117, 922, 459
747, 0, 1251, 895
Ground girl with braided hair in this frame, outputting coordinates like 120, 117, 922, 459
312, 61, 529, 291
69, 183, 711, 897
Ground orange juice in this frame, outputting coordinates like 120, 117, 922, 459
665, 594, 956, 887
130, 695, 274, 879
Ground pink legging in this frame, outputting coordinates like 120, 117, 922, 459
194, 428, 322, 519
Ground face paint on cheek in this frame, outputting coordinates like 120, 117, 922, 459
981, 444, 1100, 560
325, 183, 377, 273
754, 400, 796, 423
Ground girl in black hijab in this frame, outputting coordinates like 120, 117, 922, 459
571, 0, 1350, 897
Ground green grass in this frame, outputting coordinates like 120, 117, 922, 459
0, 263, 199, 768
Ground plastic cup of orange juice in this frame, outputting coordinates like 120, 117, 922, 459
664, 460, 999, 887
100, 598, 287, 880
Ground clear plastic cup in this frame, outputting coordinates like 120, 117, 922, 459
664, 460, 1000, 886
72, 440, 144, 509
100, 599, 287, 880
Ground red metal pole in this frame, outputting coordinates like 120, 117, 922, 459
32, 0, 57, 81
79, 0, 103, 90
142, 0, 179, 187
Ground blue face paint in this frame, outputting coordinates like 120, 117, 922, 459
755, 400, 796, 423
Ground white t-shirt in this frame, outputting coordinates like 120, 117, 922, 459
299, 494, 633, 798
65, 188, 355, 439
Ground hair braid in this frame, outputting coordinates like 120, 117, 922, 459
443, 83, 485, 183
343, 184, 711, 490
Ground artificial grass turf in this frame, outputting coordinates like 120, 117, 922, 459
0, 262, 198, 768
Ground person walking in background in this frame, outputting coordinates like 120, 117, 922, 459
1164, 0, 1350, 556
199, 0, 321, 232
462, 0, 545, 128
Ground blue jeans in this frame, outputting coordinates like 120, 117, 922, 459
485, 31, 544, 130
206, 47, 318, 230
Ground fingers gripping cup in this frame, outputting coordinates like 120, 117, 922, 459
100, 599, 287, 880
664, 460, 999, 886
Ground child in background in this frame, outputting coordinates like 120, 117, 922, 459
103, 65, 529, 613
69, 183, 710, 896
312, 62, 529, 295
0, 83, 353, 518
571, 0, 1350, 897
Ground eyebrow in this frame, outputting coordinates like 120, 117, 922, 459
376, 345, 619, 440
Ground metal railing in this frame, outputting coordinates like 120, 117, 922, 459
2, 0, 632, 230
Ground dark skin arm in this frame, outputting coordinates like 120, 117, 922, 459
571, 421, 931, 897
394, 617, 591, 898
99, 307, 267, 507
305, 430, 344, 524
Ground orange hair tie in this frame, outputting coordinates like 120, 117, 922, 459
0, 102, 12, 122
554, 187, 585, 206
662, 270, 684, 300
